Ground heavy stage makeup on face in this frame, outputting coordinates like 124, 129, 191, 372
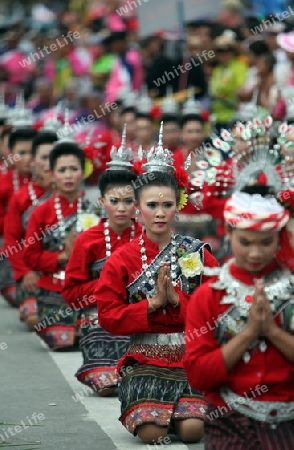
138, 186, 177, 240
34, 143, 54, 188
227, 228, 279, 273
53, 155, 83, 195
99, 185, 135, 232
12, 141, 33, 176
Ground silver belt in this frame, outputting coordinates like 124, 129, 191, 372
130, 332, 185, 346
220, 388, 294, 425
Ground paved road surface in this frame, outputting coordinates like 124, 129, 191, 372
0, 296, 204, 450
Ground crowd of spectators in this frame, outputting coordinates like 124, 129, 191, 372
1, 0, 294, 138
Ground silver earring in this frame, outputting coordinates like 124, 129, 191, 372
175, 209, 179, 222
135, 209, 140, 222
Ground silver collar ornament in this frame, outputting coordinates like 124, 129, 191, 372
206, 259, 294, 316
204, 260, 294, 363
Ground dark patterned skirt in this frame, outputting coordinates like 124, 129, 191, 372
76, 308, 129, 393
16, 282, 38, 324
204, 407, 294, 450
0, 256, 16, 306
35, 288, 79, 350
119, 363, 208, 435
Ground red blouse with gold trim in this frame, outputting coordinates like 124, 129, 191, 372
94, 233, 218, 370
184, 260, 294, 408
24, 194, 95, 292
0, 170, 32, 235
4, 182, 50, 281
62, 219, 142, 309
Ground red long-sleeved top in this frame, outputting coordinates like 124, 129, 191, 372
0, 170, 32, 236
4, 182, 48, 281
95, 233, 218, 370
184, 260, 294, 407
62, 219, 142, 309
24, 194, 89, 292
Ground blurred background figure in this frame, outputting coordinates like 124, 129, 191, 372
210, 29, 248, 131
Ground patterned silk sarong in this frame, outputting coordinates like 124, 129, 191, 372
119, 363, 207, 435
35, 288, 78, 350
204, 407, 294, 450
76, 307, 129, 393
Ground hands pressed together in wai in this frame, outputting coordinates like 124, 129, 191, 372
246, 279, 278, 338
148, 262, 180, 313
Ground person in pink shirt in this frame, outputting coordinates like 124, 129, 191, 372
0, 32, 36, 86
105, 32, 143, 104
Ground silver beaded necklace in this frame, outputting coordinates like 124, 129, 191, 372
13, 170, 20, 192
54, 195, 83, 245
0, 164, 7, 175
104, 220, 135, 257
28, 182, 38, 206
139, 233, 178, 288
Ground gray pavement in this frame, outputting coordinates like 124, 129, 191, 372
0, 296, 204, 450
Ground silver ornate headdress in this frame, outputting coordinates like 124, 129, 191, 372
234, 89, 268, 123
56, 108, 75, 143
137, 85, 153, 114
190, 116, 294, 196
117, 85, 137, 108
285, 88, 294, 123
10, 90, 34, 128
182, 88, 202, 116
161, 86, 179, 115
123, 91, 137, 109
142, 121, 175, 173
41, 102, 63, 133
106, 124, 134, 170
0, 89, 10, 121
